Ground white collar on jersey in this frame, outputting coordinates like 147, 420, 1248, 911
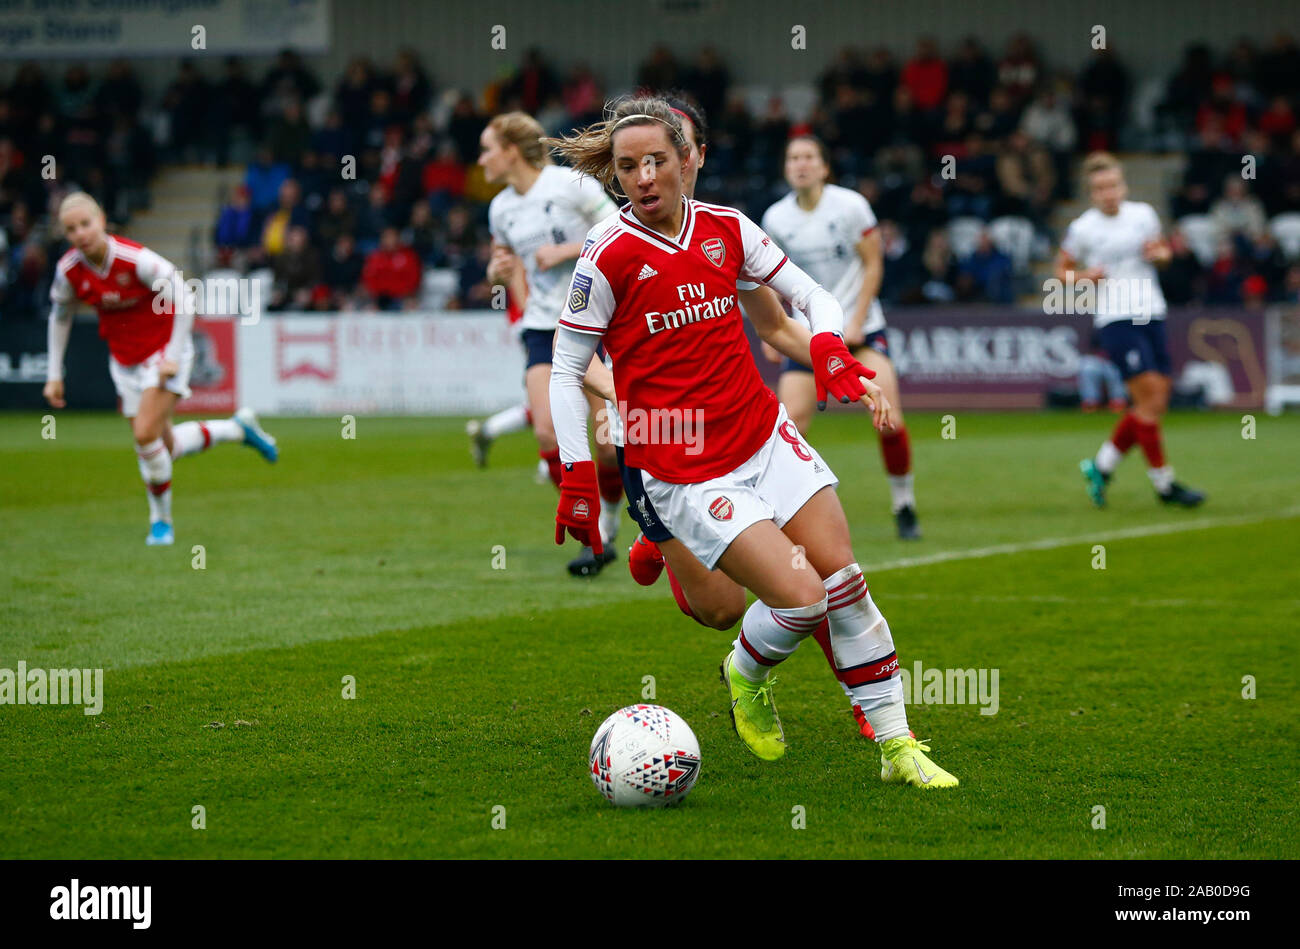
618, 196, 696, 251
79, 235, 117, 278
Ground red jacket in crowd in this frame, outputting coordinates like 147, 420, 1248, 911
362, 244, 421, 300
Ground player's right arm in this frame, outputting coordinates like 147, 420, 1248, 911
486, 198, 518, 286
43, 269, 75, 408
1055, 219, 1104, 284
550, 256, 615, 461
1054, 248, 1103, 285
582, 355, 615, 403
487, 243, 519, 286
549, 255, 615, 552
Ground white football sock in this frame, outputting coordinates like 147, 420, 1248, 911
1147, 465, 1174, 494
732, 597, 826, 683
136, 438, 174, 523
171, 419, 244, 459
823, 563, 910, 742
599, 495, 621, 547
484, 403, 529, 439
887, 473, 915, 513
1095, 440, 1122, 475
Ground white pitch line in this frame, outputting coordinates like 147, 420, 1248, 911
863, 506, 1300, 574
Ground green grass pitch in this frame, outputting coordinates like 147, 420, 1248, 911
1, 408, 1297, 859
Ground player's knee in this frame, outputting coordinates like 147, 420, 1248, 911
771, 572, 832, 611
131, 419, 158, 445
811, 546, 856, 582
697, 595, 746, 631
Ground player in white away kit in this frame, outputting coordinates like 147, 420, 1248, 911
760, 136, 922, 539
1057, 153, 1205, 508
546, 97, 957, 788
478, 112, 624, 575
466, 268, 533, 468
43, 193, 277, 546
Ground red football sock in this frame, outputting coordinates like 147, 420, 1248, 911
1110, 412, 1140, 454
878, 426, 911, 476
1133, 417, 1166, 468
596, 462, 623, 503
664, 563, 698, 622
540, 448, 562, 488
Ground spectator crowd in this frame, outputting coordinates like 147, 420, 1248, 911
3, 33, 1300, 318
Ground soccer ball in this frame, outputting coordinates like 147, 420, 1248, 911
589, 704, 702, 807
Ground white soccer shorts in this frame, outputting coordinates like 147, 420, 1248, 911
108, 342, 194, 418
641, 404, 839, 569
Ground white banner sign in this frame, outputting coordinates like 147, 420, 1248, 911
236, 312, 525, 416
0, 0, 330, 57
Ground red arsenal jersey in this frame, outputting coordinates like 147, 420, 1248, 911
558, 198, 792, 483
51, 235, 177, 365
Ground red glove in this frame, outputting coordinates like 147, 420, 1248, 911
810, 332, 875, 410
555, 460, 604, 555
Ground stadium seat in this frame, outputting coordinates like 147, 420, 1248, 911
1129, 77, 1168, 139
246, 268, 275, 312
989, 216, 1036, 273
947, 216, 986, 260
734, 83, 819, 124
1269, 213, 1300, 262
422, 268, 459, 310
1176, 214, 1221, 267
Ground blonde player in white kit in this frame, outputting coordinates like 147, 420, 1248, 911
760, 136, 922, 539
1057, 153, 1205, 509
479, 112, 626, 575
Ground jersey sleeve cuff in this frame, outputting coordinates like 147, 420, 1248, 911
557, 319, 605, 335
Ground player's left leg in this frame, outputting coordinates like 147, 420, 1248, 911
467, 402, 530, 468
1130, 321, 1203, 506
1131, 368, 1204, 507
590, 393, 623, 552
132, 386, 181, 546
775, 365, 817, 435
857, 343, 921, 540
782, 486, 957, 788
620, 447, 748, 629
170, 409, 276, 464
568, 392, 620, 577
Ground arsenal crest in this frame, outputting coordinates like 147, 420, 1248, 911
708, 496, 733, 521
116, 272, 132, 286
701, 238, 725, 267
827, 355, 844, 374
572, 499, 590, 520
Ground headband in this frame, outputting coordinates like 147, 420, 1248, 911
612, 112, 671, 129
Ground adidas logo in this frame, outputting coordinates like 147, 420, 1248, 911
637, 264, 658, 281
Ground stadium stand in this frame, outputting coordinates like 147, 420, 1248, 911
3, 34, 1300, 319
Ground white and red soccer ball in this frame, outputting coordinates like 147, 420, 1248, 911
589, 704, 701, 807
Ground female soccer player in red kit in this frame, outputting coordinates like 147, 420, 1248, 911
594, 97, 899, 740
546, 98, 957, 789
44, 193, 278, 546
